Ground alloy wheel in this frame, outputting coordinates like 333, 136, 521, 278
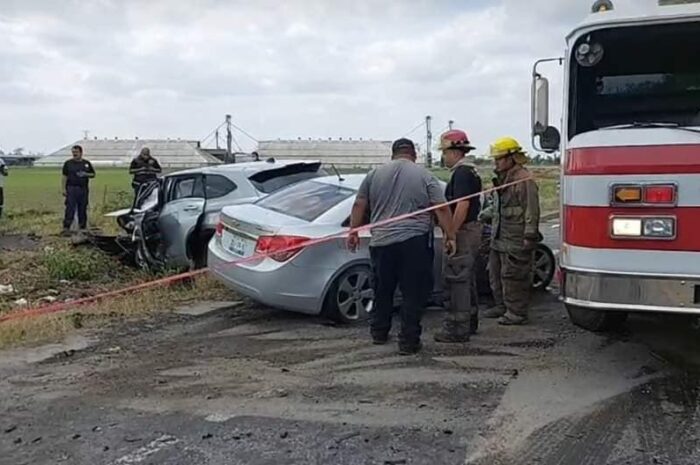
336, 269, 374, 321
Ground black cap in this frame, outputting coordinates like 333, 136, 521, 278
392, 138, 416, 155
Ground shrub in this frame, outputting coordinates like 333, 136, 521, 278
42, 248, 108, 282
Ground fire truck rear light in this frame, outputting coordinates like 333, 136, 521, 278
611, 216, 676, 239
612, 218, 642, 237
612, 186, 642, 204
642, 218, 675, 238
643, 185, 676, 204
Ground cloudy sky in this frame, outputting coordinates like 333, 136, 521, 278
0, 0, 658, 155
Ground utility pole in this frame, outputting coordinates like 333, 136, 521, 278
425, 115, 433, 169
448, 120, 454, 130
225, 114, 233, 164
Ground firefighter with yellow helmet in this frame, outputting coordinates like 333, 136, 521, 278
482, 137, 540, 325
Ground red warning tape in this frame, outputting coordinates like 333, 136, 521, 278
0, 176, 532, 324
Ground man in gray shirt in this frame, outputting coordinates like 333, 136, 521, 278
348, 138, 455, 355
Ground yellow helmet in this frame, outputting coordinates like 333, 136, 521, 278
489, 137, 529, 164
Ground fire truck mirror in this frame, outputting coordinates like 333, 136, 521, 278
540, 126, 561, 153
532, 75, 550, 135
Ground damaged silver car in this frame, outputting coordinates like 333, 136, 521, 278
94, 159, 325, 271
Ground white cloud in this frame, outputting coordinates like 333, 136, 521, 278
0, 0, 676, 155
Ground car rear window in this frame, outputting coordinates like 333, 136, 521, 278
248, 163, 325, 194
257, 181, 355, 222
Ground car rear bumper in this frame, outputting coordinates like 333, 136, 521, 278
207, 240, 325, 315
562, 268, 700, 314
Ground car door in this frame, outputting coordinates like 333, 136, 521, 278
158, 174, 205, 268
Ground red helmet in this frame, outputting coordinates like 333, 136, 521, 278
439, 129, 475, 152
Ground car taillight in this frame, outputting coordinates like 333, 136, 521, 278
255, 235, 309, 262
643, 185, 676, 205
215, 221, 224, 237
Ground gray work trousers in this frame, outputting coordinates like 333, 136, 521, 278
489, 249, 534, 318
441, 222, 482, 336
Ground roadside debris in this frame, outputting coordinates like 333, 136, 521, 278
0, 284, 14, 295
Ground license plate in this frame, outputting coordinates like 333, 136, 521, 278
222, 230, 251, 257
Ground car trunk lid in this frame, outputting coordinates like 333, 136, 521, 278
217, 205, 308, 259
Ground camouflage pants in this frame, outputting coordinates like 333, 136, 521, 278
489, 249, 534, 318
441, 222, 482, 336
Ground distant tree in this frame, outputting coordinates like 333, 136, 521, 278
12, 147, 25, 157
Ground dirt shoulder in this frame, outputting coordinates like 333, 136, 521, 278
1, 294, 700, 464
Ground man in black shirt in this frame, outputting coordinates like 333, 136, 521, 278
62, 145, 95, 235
129, 147, 162, 196
434, 129, 483, 343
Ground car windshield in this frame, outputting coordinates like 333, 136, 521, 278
569, 22, 700, 139
249, 162, 326, 194
256, 180, 355, 222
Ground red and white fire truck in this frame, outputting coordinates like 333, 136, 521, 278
532, 0, 700, 331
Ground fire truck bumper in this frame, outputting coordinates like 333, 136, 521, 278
562, 269, 700, 314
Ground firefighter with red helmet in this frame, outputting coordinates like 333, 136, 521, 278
434, 129, 483, 343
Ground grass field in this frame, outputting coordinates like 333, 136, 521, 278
0, 167, 226, 348
1, 167, 133, 235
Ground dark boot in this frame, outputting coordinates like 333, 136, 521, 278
483, 305, 506, 319
434, 331, 470, 343
498, 312, 528, 326
398, 342, 422, 355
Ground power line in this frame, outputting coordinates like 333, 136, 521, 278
231, 134, 243, 152
200, 121, 226, 146
401, 121, 426, 139
230, 122, 259, 143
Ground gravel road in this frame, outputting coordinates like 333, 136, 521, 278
2, 285, 700, 464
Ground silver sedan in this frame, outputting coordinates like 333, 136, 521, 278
207, 174, 446, 323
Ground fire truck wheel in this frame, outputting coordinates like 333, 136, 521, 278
566, 305, 628, 332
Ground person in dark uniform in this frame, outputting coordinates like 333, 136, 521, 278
129, 147, 162, 196
0, 157, 8, 219
434, 129, 483, 343
62, 145, 95, 236
347, 138, 456, 355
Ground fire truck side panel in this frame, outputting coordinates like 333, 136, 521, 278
561, 131, 700, 314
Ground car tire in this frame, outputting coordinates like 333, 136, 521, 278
532, 244, 555, 291
323, 265, 374, 324
566, 304, 628, 332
